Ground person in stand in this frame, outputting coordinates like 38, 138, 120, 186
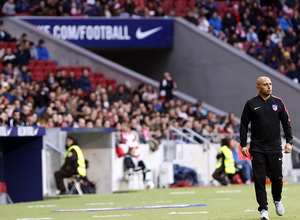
159, 72, 176, 100
54, 136, 86, 195
240, 76, 293, 220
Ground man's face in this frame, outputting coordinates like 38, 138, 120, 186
257, 77, 272, 97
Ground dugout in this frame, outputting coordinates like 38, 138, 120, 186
0, 127, 45, 203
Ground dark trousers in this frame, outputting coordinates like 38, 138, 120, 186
54, 169, 76, 192
212, 166, 228, 185
251, 152, 283, 211
212, 165, 248, 185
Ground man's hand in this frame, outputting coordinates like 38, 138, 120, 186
241, 146, 250, 157
284, 143, 292, 154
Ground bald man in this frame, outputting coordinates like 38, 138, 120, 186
240, 76, 292, 220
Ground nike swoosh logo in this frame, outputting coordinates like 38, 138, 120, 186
254, 106, 261, 110
279, 158, 282, 160
136, 26, 163, 40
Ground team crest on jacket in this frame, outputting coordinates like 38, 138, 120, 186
272, 104, 278, 111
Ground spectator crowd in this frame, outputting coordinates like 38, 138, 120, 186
185, 0, 300, 84
0, 19, 242, 143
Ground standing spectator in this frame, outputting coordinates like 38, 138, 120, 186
36, 39, 50, 60
159, 72, 175, 101
240, 76, 293, 220
2, 0, 16, 16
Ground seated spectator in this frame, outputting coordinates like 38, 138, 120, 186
66, 70, 78, 90
2, 47, 16, 65
8, 109, 24, 126
54, 136, 86, 195
29, 41, 38, 60
114, 84, 130, 102
231, 139, 252, 183
78, 68, 93, 92
235, 21, 246, 42
246, 26, 259, 42
277, 11, 293, 32
266, 54, 280, 70
270, 28, 284, 45
124, 147, 150, 181
222, 11, 236, 36
209, 11, 222, 36
285, 62, 300, 83
15, 0, 30, 14
198, 13, 210, 32
283, 27, 297, 47
1, 62, 13, 78
14, 43, 30, 66
36, 39, 50, 60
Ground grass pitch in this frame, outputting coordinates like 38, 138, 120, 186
1, 184, 300, 220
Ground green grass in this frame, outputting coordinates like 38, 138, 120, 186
1, 184, 300, 220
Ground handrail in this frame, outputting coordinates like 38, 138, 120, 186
166, 126, 208, 151
182, 126, 212, 144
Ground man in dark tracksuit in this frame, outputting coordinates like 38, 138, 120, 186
240, 76, 292, 220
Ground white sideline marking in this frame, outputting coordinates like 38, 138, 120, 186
169, 211, 208, 215
169, 191, 195, 195
86, 202, 114, 206
93, 214, 131, 218
17, 218, 52, 220
244, 210, 256, 212
27, 205, 57, 208
216, 190, 241, 194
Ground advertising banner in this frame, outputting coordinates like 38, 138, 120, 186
0, 126, 46, 137
22, 18, 174, 48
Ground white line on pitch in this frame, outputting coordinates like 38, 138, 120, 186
169, 191, 195, 195
169, 211, 208, 215
154, 200, 172, 203
17, 218, 52, 220
216, 190, 241, 193
244, 210, 256, 212
93, 214, 131, 218
27, 205, 57, 208
211, 198, 231, 200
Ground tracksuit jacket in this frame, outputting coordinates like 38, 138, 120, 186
240, 94, 293, 153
